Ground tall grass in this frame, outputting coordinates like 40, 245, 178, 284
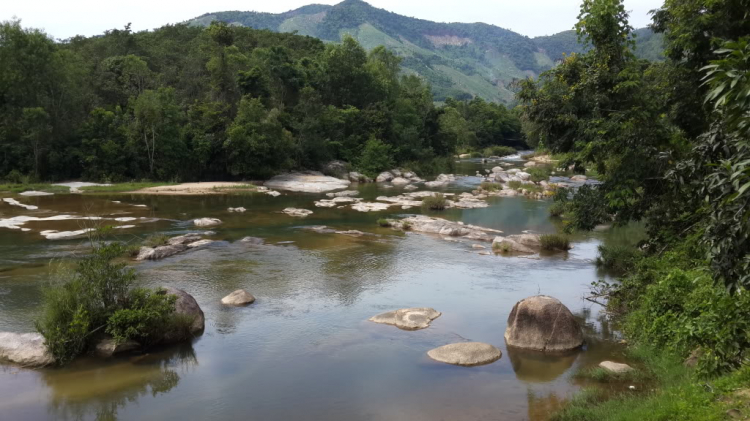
480, 182, 501, 191
540, 234, 571, 251
422, 193, 447, 210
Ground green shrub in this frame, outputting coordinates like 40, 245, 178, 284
126, 244, 142, 258
527, 165, 552, 182
144, 234, 170, 248
106, 288, 177, 346
422, 193, 447, 210
482, 145, 516, 157
357, 137, 395, 177
469, 151, 483, 158
480, 182, 501, 191
36, 243, 182, 364
377, 218, 392, 227
508, 180, 522, 190
549, 201, 569, 217
596, 244, 643, 274
540, 234, 571, 251
402, 220, 412, 230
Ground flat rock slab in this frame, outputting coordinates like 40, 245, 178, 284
265, 173, 350, 193
427, 342, 502, 367
194, 218, 222, 227
221, 289, 256, 306
599, 361, 633, 373
283, 208, 313, 217
0, 332, 54, 367
369, 308, 441, 330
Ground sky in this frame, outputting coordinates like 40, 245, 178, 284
1, 0, 664, 40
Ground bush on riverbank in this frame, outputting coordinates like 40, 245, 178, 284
35, 243, 186, 364
540, 234, 571, 251
527, 166, 552, 182
482, 146, 516, 157
422, 194, 447, 211
596, 244, 643, 274
480, 182, 501, 191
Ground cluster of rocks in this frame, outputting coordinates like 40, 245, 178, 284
346, 191, 489, 213
365, 295, 586, 368
314, 197, 361, 208
265, 172, 351, 193
135, 232, 216, 261
282, 208, 313, 217
388, 215, 503, 242
303, 226, 366, 237
474, 167, 555, 200
424, 173, 457, 188
492, 234, 544, 254
376, 169, 424, 185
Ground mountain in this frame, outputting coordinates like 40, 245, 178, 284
189, 0, 662, 103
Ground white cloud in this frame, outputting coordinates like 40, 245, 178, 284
0, 0, 663, 40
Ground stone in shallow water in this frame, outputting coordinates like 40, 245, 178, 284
265, 173, 350, 193
369, 308, 441, 330
221, 289, 256, 306
239, 236, 264, 245
194, 218, 221, 227
187, 239, 213, 249
504, 295, 583, 352
160, 287, 204, 343
95, 338, 140, 357
0, 332, 54, 367
283, 208, 313, 217
599, 361, 633, 373
427, 342, 502, 366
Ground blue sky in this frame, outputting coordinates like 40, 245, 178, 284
1, 0, 664, 40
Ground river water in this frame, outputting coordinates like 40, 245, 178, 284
0, 159, 633, 421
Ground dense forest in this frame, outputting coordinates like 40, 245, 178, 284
519, 0, 750, 389
0, 21, 522, 183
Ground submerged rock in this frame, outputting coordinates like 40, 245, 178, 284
94, 338, 140, 358
282, 208, 313, 217
392, 216, 502, 242
326, 190, 359, 198
0, 332, 54, 367
228, 207, 246, 213
265, 172, 351, 193
427, 342, 502, 366
239, 236, 264, 245
2, 198, 38, 210
221, 289, 256, 306
351, 202, 391, 212
194, 218, 221, 227
492, 234, 542, 254
187, 239, 213, 249
369, 308, 441, 330
504, 295, 583, 352
161, 287, 205, 343
599, 361, 633, 373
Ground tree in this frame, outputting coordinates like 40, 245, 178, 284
20, 108, 51, 180
130, 88, 183, 178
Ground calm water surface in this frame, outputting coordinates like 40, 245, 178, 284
0, 160, 632, 421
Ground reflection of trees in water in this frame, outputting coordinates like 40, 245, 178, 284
44, 344, 197, 421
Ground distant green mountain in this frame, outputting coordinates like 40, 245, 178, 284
189, 0, 662, 103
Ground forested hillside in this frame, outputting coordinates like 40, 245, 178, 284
0, 20, 522, 183
190, 0, 663, 103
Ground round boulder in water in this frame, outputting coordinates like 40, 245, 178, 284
221, 289, 256, 306
427, 342, 502, 366
504, 295, 583, 352
369, 308, 441, 330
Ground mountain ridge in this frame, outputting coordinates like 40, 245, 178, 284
189, 0, 662, 103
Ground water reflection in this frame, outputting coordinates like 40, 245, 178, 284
506, 346, 580, 383
45, 344, 197, 421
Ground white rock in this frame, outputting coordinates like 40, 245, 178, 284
187, 239, 213, 249
3, 198, 38, 210
0, 332, 54, 366
599, 361, 634, 373
369, 308, 441, 330
221, 289, 256, 306
19, 191, 54, 196
427, 342, 502, 366
282, 208, 313, 217
326, 190, 359, 198
376, 172, 395, 183
265, 172, 350, 193
40, 228, 95, 240
391, 177, 410, 185
351, 202, 391, 212
228, 207, 246, 213
194, 218, 222, 227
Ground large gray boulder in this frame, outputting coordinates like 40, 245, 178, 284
161, 287, 205, 344
394, 216, 502, 242
427, 342, 502, 366
194, 218, 221, 227
221, 290, 256, 306
493, 234, 542, 254
0, 332, 54, 367
323, 160, 349, 179
369, 308, 441, 330
505, 295, 583, 352
376, 171, 395, 183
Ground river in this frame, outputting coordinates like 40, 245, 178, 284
0, 158, 635, 420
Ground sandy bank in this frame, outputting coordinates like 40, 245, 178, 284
132, 182, 256, 195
